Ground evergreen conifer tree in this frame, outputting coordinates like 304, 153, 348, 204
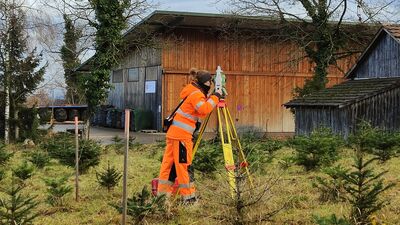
96, 161, 122, 192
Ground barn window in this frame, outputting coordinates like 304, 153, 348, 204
145, 66, 158, 80
112, 69, 123, 83
128, 68, 139, 82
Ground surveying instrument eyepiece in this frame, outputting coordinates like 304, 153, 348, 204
192, 66, 253, 197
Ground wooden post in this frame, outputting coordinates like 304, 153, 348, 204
74, 116, 79, 201
122, 109, 130, 225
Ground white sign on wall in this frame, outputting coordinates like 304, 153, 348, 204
145, 81, 156, 93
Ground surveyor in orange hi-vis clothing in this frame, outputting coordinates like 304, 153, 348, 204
158, 68, 222, 204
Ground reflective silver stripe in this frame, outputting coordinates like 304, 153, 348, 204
158, 179, 174, 186
179, 182, 195, 188
176, 108, 198, 121
172, 120, 195, 133
182, 193, 196, 200
207, 98, 216, 107
195, 101, 205, 110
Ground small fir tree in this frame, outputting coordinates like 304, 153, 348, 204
96, 162, 122, 192
12, 161, 34, 181
28, 151, 50, 169
114, 186, 166, 225
0, 177, 39, 224
313, 165, 348, 202
341, 152, 395, 225
313, 214, 350, 225
0, 143, 13, 165
43, 176, 72, 207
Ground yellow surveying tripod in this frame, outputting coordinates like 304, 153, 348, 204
192, 66, 253, 197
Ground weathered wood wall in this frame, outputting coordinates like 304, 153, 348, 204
294, 87, 400, 137
108, 47, 162, 129
353, 32, 400, 79
161, 29, 353, 133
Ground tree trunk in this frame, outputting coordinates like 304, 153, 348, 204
84, 118, 90, 140
14, 107, 19, 140
4, 83, 10, 144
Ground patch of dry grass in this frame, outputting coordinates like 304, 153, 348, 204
0, 144, 398, 225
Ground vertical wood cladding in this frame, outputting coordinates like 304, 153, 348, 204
354, 32, 400, 78
161, 29, 353, 133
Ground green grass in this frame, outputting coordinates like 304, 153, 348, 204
0, 144, 399, 225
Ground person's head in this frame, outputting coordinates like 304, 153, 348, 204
189, 68, 213, 93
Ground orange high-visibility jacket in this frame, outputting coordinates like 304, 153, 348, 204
167, 82, 219, 140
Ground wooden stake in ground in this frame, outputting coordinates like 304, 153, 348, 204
75, 116, 79, 201
122, 109, 130, 225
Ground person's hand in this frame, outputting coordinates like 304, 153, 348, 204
215, 89, 223, 96
213, 89, 223, 99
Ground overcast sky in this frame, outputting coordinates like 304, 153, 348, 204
155, 0, 228, 13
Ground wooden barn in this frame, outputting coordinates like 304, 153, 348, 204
284, 25, 400, 137
77, 11, 367, 134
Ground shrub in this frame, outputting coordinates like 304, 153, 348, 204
43, 176, 72, 207
113, 186, 166, 225
43, 133, 101, 173
192, 141, 222, 174
340, 152, 395, 224
96, 162, 122, 192
13, 161, 35, 181
0, 177, 39, 224
313, 165, 348, 202
0, 143, 13, 165
0, 169, 5, 181
288, 127, 343, 170
19, 107, 41, 141
245, 139, 284, 173
349, 122, 400, 162
28, 151, 50, 169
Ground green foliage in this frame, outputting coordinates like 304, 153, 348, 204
43, 176, 72, 207
61, 14, 84, 104
114, 186, 166, 225
111, 135, 122, 144
289, 127, 343, 170
0, 143, 13, 165
19, 107, 40, 141
84, 0, 130, 114
340, 152, 395, 225
96, 162, 122, 192
348, 122, 400, 162
28, 150, 50, 169
0, 178, 39, 224
313, 165, 348, 202
246, 139, 284, 172
12, 161, 34, 181
192, 141, 222, 174
313, 214, 350, 225
43, 133, 101, 173
0, 169, 5, 182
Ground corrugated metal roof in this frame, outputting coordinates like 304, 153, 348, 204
284, 77, 400, 108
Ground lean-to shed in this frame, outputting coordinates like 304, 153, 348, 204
77, 11, 371, 134
284, 25, 400, 137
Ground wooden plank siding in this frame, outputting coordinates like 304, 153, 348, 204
294, 87, 400, 137
107, 47, 162, 129
353, 32, 400, 78
161, 29, 352, 133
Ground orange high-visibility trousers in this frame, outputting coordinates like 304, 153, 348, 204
158, 138, 195, 200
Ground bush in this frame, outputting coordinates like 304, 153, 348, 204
19, 107, 41, 141
96, 162, 122, 192
114, 186, 166, 225
0, 169, 5, 181
0, 177, 39, 224
192, 141, 222, 174
13, 161, 35, 181
0, 143, 13, 165
313, 165, 348, 202
28, 151, 50, 169
288, 127, 343, 170
245, 139, 284, 173
43, 133, 101, 173
348, 122, 400, 162
43, 176, 72, 207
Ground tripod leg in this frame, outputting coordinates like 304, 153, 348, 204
226, 108, 254, 187
192, 112, 211, 158
218, 107, 237, 197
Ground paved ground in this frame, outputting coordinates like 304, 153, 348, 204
40, 124, 166, 145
